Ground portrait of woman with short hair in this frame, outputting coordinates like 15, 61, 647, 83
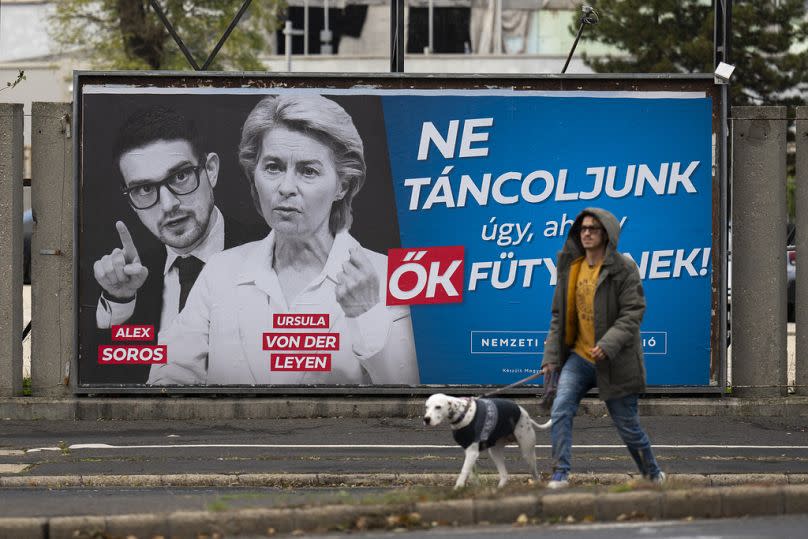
148, 94, 419, 386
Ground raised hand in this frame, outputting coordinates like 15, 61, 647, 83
335, 247, 380, 318
93, 221, 149, 301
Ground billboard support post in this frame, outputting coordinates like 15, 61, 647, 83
390, 0, 404, 72
714, 0, 732, 395
201, 0, 254, 70
31, 102, 73, 397
148, 0, 201, 70
147, 0, 254, 71
731, 106, 788, 397
718, 82, 729, 394
795, 106, 808, 395
0, 103, 24, 397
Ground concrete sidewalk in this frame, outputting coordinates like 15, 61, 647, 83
1, 480, 807, 539
3, 396, 808, 420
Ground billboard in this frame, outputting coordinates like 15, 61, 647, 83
75, 74, 718, 391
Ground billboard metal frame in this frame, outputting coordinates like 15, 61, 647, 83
72, 71, 726, 395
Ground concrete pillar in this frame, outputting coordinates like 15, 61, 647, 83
795, 107, 808, 395
731, 106, 788, 397
31, 102, 72, 397
0, 104, 24, 396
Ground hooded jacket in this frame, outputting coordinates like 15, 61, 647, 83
540, 208, 647, 400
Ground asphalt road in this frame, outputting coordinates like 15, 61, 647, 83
1, 415, 807, 477
0, 486, 389, 518
1, 415, 807, 522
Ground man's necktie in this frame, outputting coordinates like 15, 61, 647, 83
173, 256, 205, 312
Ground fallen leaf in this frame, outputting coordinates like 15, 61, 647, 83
355, 516, 369, 530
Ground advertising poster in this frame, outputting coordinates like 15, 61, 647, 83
77, 79, 714, 390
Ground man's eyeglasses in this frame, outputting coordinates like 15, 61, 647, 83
122, 165, 203, 210
580, 225, 603, 233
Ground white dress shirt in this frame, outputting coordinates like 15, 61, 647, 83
95, 207, 225, 330
148, 230, 420, 386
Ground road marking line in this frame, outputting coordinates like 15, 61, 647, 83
25, 443, 808, 453
0, 464, 27, 474
0, 450, 24, 456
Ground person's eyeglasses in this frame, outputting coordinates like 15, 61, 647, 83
580, 225, 603, 233
122, 165, 203, 210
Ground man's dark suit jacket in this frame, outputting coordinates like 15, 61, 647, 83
83, 216, 266, 386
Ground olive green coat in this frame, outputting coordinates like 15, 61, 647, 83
541, 208, 647, 401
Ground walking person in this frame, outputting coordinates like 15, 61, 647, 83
540, 207, 665, 489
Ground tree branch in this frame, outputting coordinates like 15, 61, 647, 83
0, 70, 26, 93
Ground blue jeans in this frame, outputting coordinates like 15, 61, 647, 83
550, 352, 662, 478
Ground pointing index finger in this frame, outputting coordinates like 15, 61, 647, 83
116, 221, 140, 264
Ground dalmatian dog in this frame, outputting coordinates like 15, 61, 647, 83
423, 393, 552, 489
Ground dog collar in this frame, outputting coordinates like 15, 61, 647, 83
451, 397, 473, 425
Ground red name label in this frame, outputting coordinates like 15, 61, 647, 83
262, 332, 340, 351
98, 345, 167, 364
270, 354, 331, 371
272, 313, 330, 329
387, 246, 465, 306
111, 325, 155, 341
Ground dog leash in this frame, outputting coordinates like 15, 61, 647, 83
480, 370, 544, 398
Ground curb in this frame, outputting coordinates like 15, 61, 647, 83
3, 472, 808, 489
3, 396, 808, 420
2, 484, 808, 539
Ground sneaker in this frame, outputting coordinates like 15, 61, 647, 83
649, 471, 667, 485
547, 471, 569, 489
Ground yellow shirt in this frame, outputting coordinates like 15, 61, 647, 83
573, 260, 602, 363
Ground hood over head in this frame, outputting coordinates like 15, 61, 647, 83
563, 207, 621, 259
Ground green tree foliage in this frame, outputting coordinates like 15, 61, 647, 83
582, 0, 808, 105
50, 0, 283, 70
